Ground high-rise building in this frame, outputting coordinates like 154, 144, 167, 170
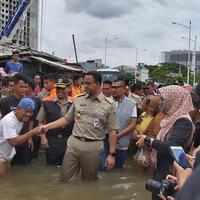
0, 0, 38, 49
161, 50, 200, 71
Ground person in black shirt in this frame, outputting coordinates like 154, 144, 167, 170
26, 78, 41, 158
37, 77, 73, 165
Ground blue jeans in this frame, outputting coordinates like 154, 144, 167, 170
98, 138, 127, 171
99, 138, 109, 171
115, 149, 127, 168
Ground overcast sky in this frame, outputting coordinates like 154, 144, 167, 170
41, 0, 200, 67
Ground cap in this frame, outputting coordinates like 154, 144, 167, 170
18, 98, 35, 110
142, 80, 154, 89
56, 77, 69, 89
146, 80, 154, 85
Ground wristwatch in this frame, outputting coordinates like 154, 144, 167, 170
109, 152, 116, 157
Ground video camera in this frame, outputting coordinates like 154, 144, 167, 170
145, 179, 176, 197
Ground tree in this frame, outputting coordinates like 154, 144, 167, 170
118, 67, 135, 85
145, 62, 187, 84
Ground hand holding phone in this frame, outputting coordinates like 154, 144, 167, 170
169, 146, 191, 169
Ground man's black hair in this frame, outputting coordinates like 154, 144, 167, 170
43, 73, 55, 82
124, 79, 131, 86
73, 74, 82, 82
113, 78, 126, 86
103, 80, 112, 86
131, 83, 143, 92
28, 78, 35, 90
12, 50, 19, 55
85, 71, 102, 85
13, 73, 28, 84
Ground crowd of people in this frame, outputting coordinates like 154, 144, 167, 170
1, 51, 200, 200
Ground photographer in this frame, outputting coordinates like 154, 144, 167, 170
159, 151, 200, 200
136, 85, 194, 200
175, 151, 200, 200
158, 161, 192, 200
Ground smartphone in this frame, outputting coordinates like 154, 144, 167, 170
169, 146, 191, 169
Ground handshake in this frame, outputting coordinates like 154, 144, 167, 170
31, 124, 49, 136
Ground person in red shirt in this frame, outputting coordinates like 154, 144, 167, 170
33, 74, 41, 95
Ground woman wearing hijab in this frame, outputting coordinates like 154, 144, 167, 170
133, 95, 164, 168
136, 85, 194, 200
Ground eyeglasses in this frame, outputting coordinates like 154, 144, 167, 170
83, 82, 95, 86
112, 86, 124, 89
24, 109, 33, 114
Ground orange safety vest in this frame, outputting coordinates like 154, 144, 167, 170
71, 86, 84, 99
42, 88, 57, 102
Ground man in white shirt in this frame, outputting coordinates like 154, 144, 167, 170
99, 79, 137, 170
0, 98, 39, 177
112, 79, 137, 168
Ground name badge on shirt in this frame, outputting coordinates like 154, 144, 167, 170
93, 118, 100, 128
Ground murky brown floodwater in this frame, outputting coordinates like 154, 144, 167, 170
0, 156, 151, 200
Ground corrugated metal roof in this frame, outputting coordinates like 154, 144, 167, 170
30, 56, 83, 72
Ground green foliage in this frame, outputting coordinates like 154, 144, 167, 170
145, 62, 187, 84
118, 67, 135, 85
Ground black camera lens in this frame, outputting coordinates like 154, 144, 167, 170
145, 179, 176, 197
145, 179, 162, 193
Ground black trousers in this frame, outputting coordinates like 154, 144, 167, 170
45, 136, 69, 166
31, 135, 41, 158
11, 142, 31, 165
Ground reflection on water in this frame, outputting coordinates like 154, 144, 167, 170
0, 157, 151, 200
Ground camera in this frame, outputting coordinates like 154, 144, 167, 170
145, 179, 176, 197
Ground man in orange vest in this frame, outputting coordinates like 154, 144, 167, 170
37, 73, 57, 101
71, 74, 84, 99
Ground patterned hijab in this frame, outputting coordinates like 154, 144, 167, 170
157, 85, 194, 140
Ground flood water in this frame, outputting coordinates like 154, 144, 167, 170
0, 156, 151, 200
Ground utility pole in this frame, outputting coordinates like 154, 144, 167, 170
104, 37, 107, 66
172, 20, 192, 84
187, 21, 192, 84
72, 34, 78, 63
104, 37, 118, 66
192, 36, 197, 86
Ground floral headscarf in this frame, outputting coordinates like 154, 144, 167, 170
157, 85, 194, 140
